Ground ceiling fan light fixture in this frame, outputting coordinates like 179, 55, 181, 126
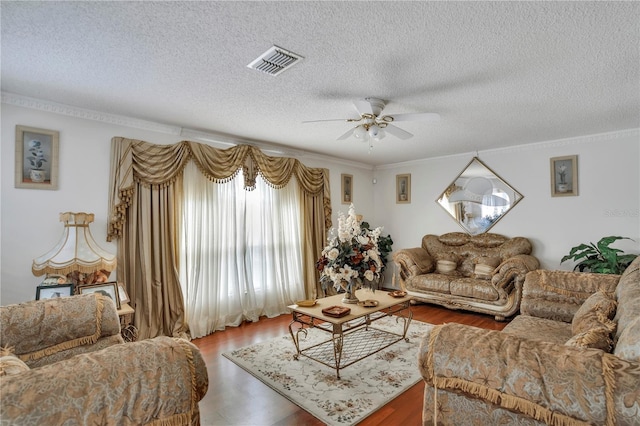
353, 125, 367, 139
306, 97, 438, 151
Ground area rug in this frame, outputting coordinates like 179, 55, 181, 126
222, 316, 433, 425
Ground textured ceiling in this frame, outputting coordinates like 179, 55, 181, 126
2, 1, 639, 166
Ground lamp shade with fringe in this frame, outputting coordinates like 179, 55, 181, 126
32, 212, 117, 277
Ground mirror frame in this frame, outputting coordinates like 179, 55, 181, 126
436, 157, 523, 235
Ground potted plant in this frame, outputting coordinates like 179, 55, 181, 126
27, 139, 47, 182
561, 236, 638, 274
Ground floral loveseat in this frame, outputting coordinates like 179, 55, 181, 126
418, 255, 640, 425
393, 232, 539, 320
0, 293, 209, 425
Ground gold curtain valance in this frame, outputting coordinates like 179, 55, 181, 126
108, 138, 331, 241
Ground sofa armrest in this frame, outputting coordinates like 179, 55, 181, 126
0, 336, 209, 425
420, 323, 638, 426
1, 293, 123, 367
393, 248, 435, 286
521, 270, 621, 322
491, 254, 539, 291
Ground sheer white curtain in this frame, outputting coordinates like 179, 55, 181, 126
179, 162, 305, 338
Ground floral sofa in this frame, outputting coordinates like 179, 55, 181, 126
0, 293, 209, 425
418, 255, 640, 425
393, 232, 539, 320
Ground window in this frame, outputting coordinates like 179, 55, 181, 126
179, 163, 305, 338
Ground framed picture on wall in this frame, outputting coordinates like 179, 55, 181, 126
15, 125, 59, 190
36, 283, 74, 300
341, 174, 353, 204
79, 282, 121, 309
396, 174, 411, 204
550, 155, 578, 197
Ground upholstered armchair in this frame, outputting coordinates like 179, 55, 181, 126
0, 293, 208, 425
418, 257, 640, 425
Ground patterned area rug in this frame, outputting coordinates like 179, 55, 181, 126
222, 316, 433, 425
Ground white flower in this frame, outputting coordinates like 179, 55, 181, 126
327, 248, 339, 260
364, 270, 374, 281
357, 235, 369, 245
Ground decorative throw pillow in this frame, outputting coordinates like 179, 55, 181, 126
565, 328, 613, 352
572, 291, 618, 335
436, 260, 458, 275
614, 316, 640, 362
473, 256, 501, 280
437, 233, 468, 246
435, 253, 460, 275
0, 354, 29, 376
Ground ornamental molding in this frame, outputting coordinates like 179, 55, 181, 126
2, 92, 373, 170
377, 128, 640, 170
1, 92, 182, 135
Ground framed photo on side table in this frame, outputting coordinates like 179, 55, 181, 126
396, 174, 411, 204
117, 284, 130, 304
341, 174, 353, 204
79, 282, 120, 309
36, 283, 74, 300
15, 125, 59, 190
550, 155, 578, 197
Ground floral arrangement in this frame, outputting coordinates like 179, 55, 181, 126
557, 164, 567, 184
316, 204, 385, 294
27, 139, 47, 170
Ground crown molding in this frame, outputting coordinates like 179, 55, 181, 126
2, 92, 373, 170
2, 92, 182, 135
375, 128, 640, 170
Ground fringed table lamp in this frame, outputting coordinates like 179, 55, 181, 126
32, 212, 117, 287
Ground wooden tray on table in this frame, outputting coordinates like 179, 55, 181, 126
321, 306, 351, 318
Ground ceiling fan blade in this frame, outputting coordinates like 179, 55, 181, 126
353, 99, 373, 116
385, 124, 413, 140
337, 127, 356, 140
302, 119, 350, 123
389, 112, 441, 122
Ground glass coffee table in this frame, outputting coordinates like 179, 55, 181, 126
287, 289, 412, 378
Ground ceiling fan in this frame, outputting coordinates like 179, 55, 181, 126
304, 97, 440, 149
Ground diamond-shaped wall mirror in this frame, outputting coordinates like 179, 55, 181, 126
436, 157, 523, 235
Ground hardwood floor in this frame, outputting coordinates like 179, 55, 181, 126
191, 302, 509, 426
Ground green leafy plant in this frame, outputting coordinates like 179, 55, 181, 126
561, 236, 638, 274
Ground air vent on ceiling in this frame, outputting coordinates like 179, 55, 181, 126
247, 45, 303, 76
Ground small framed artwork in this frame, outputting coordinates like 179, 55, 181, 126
550, 155, 578, 197
15, 125, 59, 190
79, 282, 120, 309
117, 284, 130, 305
396, 174, 411, 204
36, 283, 74, 300
341, 174, 353, 204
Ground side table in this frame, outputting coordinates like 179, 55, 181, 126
117, 303, 138, 342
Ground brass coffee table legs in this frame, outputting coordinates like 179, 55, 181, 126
288, 302, 412, 379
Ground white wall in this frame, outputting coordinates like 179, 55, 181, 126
1, 103, 374, 305
373, 130, 640, 289
2, 101, 638, 303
